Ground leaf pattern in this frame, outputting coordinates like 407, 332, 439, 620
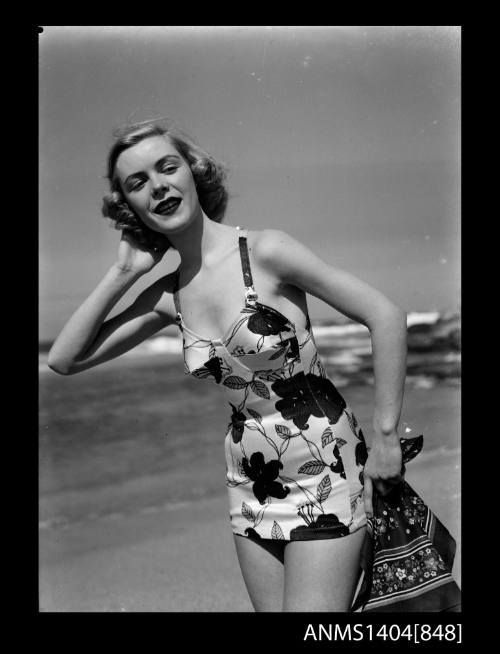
316, 475, 332, 503
303, 437, 325, 466
254, 505, 267, 527
269, 347, 286, 360
351, 413, 358, 430
227, 479, 251, 487
250, 380, 270, 399
245, 422, 261, 431
321, 427, 334, 448
242, 501, 255, 522
298, 460, 327, 475
271, 521, 285, 540
317, 358, 326, 377
247, 408, 263, 424
275, 424, 292, 438
345, 409, 361, 438
223, 375, 248, 390
279, 438, 291, 457
255, 370, 284, 382
350, 490, 363, 514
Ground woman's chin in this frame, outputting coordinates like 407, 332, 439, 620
146, 211, 195, 235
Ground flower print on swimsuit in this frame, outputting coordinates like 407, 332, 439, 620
308, 375, 347, 423
245, 527, 262, 541
330, 441, 347, 479
271, 371, 347, 430
240, 500, 282, 541
271, 373, 312, 430
355, 433, 369, 467
278, 336, 300, 366
290, 509, 350, 539
228, 403, 248, 444
204, 356, 225, 383
241, 451, 290, 505
191, 356, 229, 384
344, 409, 369, 467
247, 303, 292, 337
264, 335, 301, 372
231, 303, 295, 354
281, 462, 350, 540
282, 335, 300, 365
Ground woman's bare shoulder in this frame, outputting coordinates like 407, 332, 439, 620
250, 228, 305, 274
250, 228, 298, 262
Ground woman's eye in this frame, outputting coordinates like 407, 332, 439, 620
161, 165, 177, 174
129, 180, 145, 191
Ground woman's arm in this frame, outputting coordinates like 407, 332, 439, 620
48, 233, 175, 375
254, 229, 407, 515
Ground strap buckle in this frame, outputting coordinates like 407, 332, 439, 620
245, 287, 258, 305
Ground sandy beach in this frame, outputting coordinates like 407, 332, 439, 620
39, 350, 460, 612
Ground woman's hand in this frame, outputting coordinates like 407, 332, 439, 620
363, 432, 403, 518
116, 231, 169, 275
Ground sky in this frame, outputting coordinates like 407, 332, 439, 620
39, 26, 460, 342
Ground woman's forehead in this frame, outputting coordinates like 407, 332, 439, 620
116, 135, 181, 177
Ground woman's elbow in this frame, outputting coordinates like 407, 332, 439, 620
47, 359, 72, 375
47, 351, 76, 375
387, 306, 407, 333
389, 303, 407, 325
368, 302, 407, 331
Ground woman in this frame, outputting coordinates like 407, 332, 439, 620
48, 119, 407, 612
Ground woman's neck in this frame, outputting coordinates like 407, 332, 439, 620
167, 211, 232, 270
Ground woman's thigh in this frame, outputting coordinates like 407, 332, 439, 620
233, 534, 285, 612
283, 527, 366, 612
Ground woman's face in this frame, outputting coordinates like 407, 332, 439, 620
115, 135, 202, 235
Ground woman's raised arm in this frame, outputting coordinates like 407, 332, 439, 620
48, 233, 175, 375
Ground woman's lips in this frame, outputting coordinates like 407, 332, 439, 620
154, 198, 182, 215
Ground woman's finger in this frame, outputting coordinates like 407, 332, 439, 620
363, 475, 373, 518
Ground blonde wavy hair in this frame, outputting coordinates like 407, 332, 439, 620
102, 119, 229, 251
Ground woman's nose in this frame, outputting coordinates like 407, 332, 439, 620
151, 176, 169, 199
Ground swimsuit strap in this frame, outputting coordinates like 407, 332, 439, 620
236, 226, 258, 306
173, 267, 182, 321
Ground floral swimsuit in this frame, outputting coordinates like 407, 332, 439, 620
173, 227, 367, 541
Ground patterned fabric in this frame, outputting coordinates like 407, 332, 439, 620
351, 435, 462, 612
173, 227, 367, 541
